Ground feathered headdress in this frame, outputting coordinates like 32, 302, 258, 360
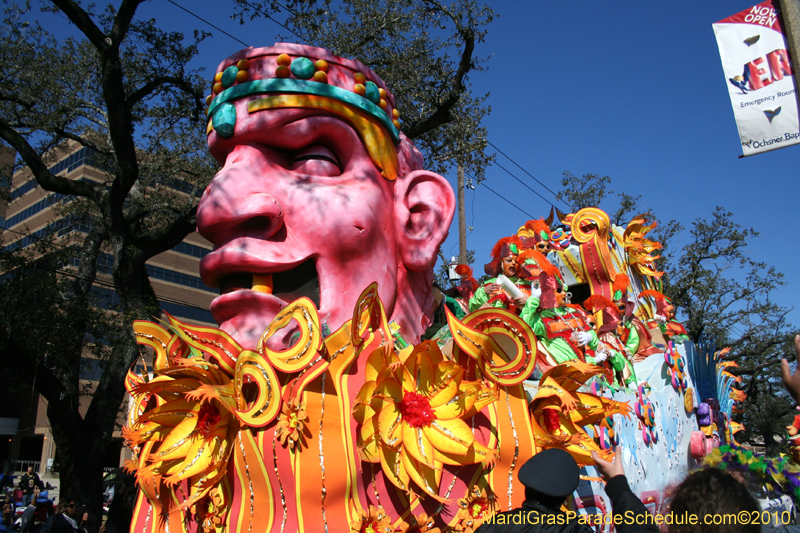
517, 249, 560, 278
454, 264, 479, 293
517, 219, 551, 249
583, 294, 618, 315
484, 235, 523, 277
639, 289, 671, 315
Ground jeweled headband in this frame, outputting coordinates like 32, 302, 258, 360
205, 43, 402, 180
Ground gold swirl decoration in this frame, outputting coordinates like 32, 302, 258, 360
256, 298, 324, 373
445, 307, 537, 386
569, 207, 610, 244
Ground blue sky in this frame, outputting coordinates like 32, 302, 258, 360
34, 0, 800, 329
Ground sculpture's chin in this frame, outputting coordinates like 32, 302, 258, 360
211, 290, 287, 350
211, 258, 321, 351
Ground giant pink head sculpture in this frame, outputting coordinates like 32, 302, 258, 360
197, 43, 455, 350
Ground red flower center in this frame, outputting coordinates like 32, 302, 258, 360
543, 409, 561, 433
398, 392, 435, 428
198, 403, 221, 437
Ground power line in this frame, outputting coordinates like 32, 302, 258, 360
487, 140, 571, 210
238, 0, 304, 40
491, 159, 556, 209
166, 0, 250, 47
465, 170, 536, 220
477, 181, 535, 219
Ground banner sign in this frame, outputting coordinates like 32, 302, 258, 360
713, 1, 799, 156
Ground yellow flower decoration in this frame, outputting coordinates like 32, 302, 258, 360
193, 487, 226, 533
124, 317, 283, 510
123, 350, 240, 510
354, 341, 498, 501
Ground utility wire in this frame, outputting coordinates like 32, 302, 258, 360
465, 170, 536, 219
477, 181, 535, 219
487, 140, 570, 210
491, 159, 556, 209
238, 0, 304, 40
166, 0, 250, 47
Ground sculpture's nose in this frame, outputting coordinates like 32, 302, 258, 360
197, 159, 284, 245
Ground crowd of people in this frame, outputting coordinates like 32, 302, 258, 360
0, 465, 137, 533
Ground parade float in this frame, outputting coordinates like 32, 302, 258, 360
121, 43, 746, 533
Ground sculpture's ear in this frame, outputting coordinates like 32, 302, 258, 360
394, 170, 455, 272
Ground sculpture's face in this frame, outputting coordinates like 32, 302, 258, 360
197, 107, 399, 349
500, 255, 518, 277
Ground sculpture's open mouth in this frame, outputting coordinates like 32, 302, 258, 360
216, 258, 320, 309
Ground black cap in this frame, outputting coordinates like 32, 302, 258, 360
517, 448, 580, 498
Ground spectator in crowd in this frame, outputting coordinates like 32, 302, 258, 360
1, 501, 13, 529
105, 476, 135, 533
475, 447, 657, 532
18, 467, 40, 507
667, 468, 759, 533
78, 509, 93, 533
52, 499, 79, 532
40, 499, 66, 533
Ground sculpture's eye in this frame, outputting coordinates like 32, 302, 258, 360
290, 145, 341, 176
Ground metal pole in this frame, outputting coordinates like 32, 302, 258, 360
457, 161, 467, 264
776, 0, 800, 111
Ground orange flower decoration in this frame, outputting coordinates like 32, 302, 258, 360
193, 487, 226, 533
454, 486, 496, 532
275, 400, 309, 448
349, 505, 393, 533
354, 341, 498, 501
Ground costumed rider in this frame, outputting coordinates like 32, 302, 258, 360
640, 290, 689, 345
613, 287, 660, 363
516, 253, 602, 365
583, 295, 637, 388
451, 264, 479, 318
469, 236, 532, 314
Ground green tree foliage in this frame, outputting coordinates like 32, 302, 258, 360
556, 170, 643, 226
232, 0, 495, 179
0, 0, 215, 515
664, 208, 796, 455
557, 173, 798, 455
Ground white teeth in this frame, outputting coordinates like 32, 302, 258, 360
251, 273, 273, 294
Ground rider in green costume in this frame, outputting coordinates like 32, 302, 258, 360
514, 253, 601, 365
469, 236, 531, 314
